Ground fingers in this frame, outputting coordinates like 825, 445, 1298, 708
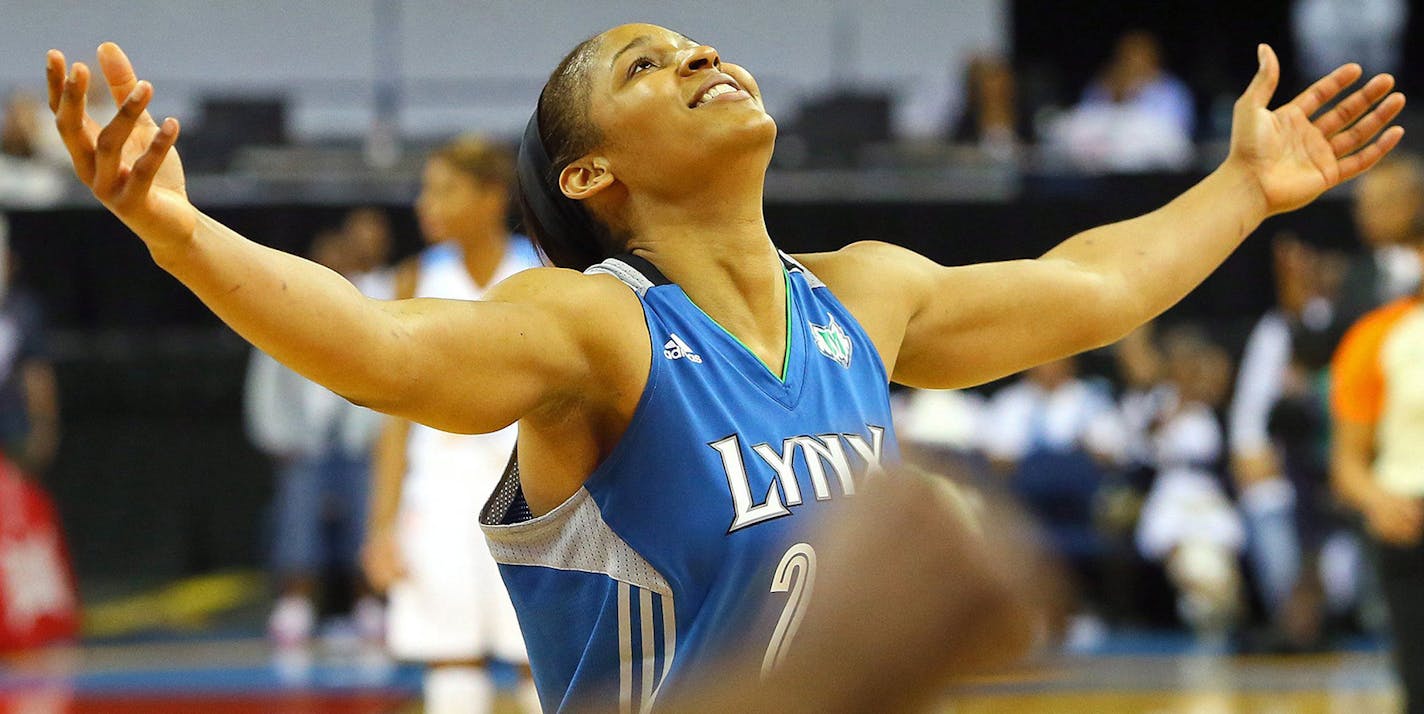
54, 61, 97, 183
119, 117, 180, 204
1287, 63, 1363, 118
1336, 124, 1405, 185
1330, 91, 1406, 154
1315, 74, 1395, 137
1238, 43, 1280, 110
97, 42, 154, 125
94, 80, 153, 195
45, 50, 66, 113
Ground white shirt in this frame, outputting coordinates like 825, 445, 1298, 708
981, 377, 1124, 463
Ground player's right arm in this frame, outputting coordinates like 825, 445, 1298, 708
47, 45, 606, 435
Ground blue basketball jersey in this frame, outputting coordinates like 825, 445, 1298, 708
481, 251, 899, 712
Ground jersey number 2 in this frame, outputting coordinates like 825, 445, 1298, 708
761, 542, 817, 676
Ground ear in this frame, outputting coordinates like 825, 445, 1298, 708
559, 156, 615, 201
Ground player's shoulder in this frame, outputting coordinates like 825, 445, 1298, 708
486, 265, 634, 302
1342, 297, 1420, 347
1333, 298, 1420, 375
792, 241, 936, 306
486, 267, 646, 337
1361, 296, 1419, 326
794, 240, 926, 274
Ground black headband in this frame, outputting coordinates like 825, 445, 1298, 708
517, 109, 600, 268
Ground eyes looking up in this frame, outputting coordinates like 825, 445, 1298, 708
627, 57, 657, 79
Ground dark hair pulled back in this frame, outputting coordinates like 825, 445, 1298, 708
517, 36, 617, 271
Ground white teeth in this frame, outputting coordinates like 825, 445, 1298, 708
696, 83, 738, 107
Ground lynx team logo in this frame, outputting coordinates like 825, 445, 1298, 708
809, 314, 852, 368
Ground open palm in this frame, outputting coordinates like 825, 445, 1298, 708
1231, 44, 1405, 216
46, 43, 195, 247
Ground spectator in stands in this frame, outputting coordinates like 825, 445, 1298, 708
1133, 326, 1244, 639
0, 91, 66, 205
0, 213, 59, 477
1229, 235, 1335, 647
1045, 30, 1196, 172
245, 229, 386, 653
1293, 0, 1409, 80
893, 387, 986, 461
1, 91, 65, 166
982, 357, 1124, 473
948, 55, 1026, 162
982, 356, 1124, 644
1331, 154, 1424, 340
341, 207, 395, 301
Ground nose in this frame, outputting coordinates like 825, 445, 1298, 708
678, 45, 721, 76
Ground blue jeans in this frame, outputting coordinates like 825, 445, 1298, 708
270, 449, 370, 578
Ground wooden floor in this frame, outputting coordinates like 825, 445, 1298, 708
949, 650, 1398, 713
0, 637, 1402, 713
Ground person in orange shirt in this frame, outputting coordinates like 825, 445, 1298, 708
1331, 217, 1424, 712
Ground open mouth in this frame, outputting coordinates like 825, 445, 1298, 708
690, 76, 748, 108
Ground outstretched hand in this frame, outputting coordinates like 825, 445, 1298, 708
1230, 44, 1405, 216
46, 43, 195, 250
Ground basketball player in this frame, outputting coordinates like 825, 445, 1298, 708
46, 27, 1403, 711
361, 137, 542, 713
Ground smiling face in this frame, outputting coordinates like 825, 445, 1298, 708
557, 24, 777, 215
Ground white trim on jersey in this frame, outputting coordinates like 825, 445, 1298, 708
777, 250, 827, 289
618, 582, 633, 714
640, 588, 656, 707
587, 258, 656, 295
614, 582, 679, 714
482, 487, 672, 596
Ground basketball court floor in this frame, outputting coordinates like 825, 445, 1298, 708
0, 634, 1399, 713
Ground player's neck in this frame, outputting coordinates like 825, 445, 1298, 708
454, 223, 508, 288
625, 202, 787, 371
622, 190, 778, 298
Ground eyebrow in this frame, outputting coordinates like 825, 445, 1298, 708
608, 33, 700, 71
610, 35, 653, 70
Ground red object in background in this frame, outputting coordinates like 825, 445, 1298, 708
0, 455, 79, 651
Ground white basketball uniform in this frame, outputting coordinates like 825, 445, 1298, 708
387, 238, 541, 662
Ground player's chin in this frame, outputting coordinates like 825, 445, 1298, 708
700, 111, 777, 155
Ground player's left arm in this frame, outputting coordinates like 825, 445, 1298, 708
832, 46, 1405, 389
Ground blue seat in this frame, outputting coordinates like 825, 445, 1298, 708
1011, 449, 1109, 559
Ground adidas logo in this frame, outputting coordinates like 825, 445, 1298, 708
663, 334, 703, 363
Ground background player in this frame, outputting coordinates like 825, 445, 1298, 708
361, 137, 542, 713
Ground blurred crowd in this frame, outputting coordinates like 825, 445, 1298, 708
896, 153, 1424, 650
890, 0, 1419, 172
2, 2, 1419, 200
